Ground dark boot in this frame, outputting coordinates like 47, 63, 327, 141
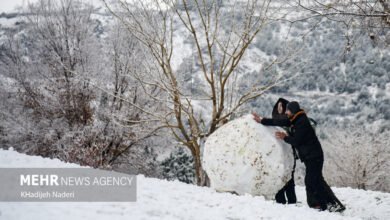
275, 188, 286, 204
285, 178, 297, 204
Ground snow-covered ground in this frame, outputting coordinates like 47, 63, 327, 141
0, 148, 389, 220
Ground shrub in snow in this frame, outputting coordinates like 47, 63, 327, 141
203, 114, 294, 199
161, 147, 195, 184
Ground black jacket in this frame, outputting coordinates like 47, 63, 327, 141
261, 110, 323, 162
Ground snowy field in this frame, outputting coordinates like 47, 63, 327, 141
0, 148, 389, 220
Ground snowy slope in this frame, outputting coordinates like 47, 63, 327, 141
0, 148, 389, 220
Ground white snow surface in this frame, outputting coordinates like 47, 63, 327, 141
0, 148, 390, 220
203, 114, 294, 199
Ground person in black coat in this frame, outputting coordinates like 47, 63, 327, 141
269, 98, 297, 205
253, 101, 345, 212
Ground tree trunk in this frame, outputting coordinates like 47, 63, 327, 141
193, 149, 210, 186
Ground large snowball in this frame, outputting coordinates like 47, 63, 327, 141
202, 114, 294, 199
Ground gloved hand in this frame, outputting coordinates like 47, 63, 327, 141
275, 131, 287, 140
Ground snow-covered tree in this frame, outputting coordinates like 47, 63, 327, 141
103, 0, 303, 186
0, 0, 99, 157
0, 0, 163, 171
291, 0, 390, 49
321, 123, 390, 192
161, 147, 195, 184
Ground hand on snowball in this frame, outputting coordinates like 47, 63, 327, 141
252, 113, 262, 123
275, 131, 287, 140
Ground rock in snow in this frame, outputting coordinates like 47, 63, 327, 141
203, 114, 294, 199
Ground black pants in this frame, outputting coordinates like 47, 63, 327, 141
304, 157, 328, 210
275, 159, 297, 204
275, 178, 296, 204
305, 169, 345, 209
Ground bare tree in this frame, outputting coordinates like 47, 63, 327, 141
95, 20, 166, 168
103, 0, 302, 185
0, 0, 99, 156
321, 123, 390, 192
290, 0, 390, 49
0, 0, 161, 171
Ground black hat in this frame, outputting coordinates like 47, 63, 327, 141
286, 101, 300, 114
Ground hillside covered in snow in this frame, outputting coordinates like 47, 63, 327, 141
0, 148, 389, 220
0, 0, 389, 210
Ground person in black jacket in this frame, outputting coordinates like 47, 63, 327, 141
253, 101, 345, 212
267, 98, 297, 205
